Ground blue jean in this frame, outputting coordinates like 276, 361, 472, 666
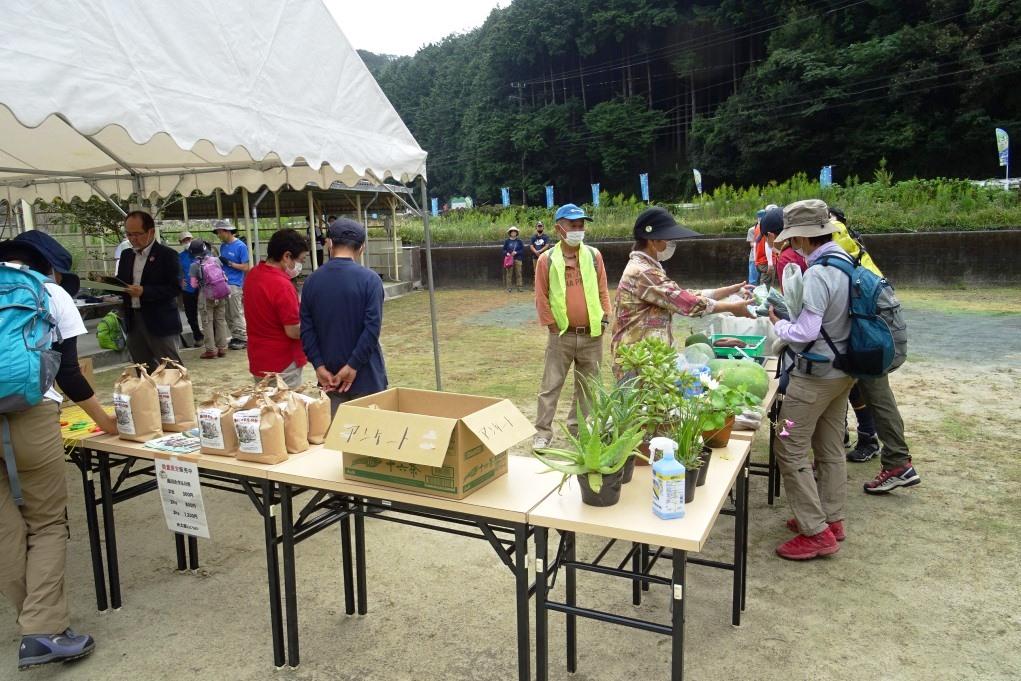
747, 260, 759, 285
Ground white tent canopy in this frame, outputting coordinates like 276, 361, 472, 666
0, 0, 427, 205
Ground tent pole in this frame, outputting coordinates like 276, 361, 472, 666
182, 196, 190, 227
215, 189, 223, 219
355, 194, 364, 266
21, 200, 35, 231
391, 196, 399, 282
274, 191, 282, 229
307, 190, 318, 271
420, 178, 442, 391
242, 188, 254, 265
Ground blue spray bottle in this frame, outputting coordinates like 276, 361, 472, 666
650, 436, 685, 520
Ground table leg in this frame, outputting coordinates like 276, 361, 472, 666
732, 461, 748, 626
566, 531, 577, 674
631, 542, 641, 605
79, 450, 108, 612
260, 479, 285, 668
188, 535, 199, 571
513, 524, 530, 681
280, 484, 299, 668
97, 453, 121, 609
641, 543, 650, 592
534, 526, 548, 681
671, 550, 687, 681
175, 534, 186, 571
340, 502, 355, 616
742, 455, 751, 612
354, 500, 367, 616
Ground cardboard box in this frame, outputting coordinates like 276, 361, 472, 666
326, 388, 536, 499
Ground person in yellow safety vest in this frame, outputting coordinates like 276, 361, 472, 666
828, 207, 881, 276
532, 203, 612, 449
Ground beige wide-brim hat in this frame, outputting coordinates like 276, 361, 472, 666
775, 199, 841, 242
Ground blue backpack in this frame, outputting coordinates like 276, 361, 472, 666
0, 264, 61, 412
1, 264, 61, 507
815, 254, 906, 378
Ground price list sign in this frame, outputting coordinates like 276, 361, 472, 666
155, 457, 210, 539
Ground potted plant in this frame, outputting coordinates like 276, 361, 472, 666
532, 409, 646, 506
699, 378, 760, 448
670, 397, 710, 497
615, 338, 696, 464
590, 376, 649, 483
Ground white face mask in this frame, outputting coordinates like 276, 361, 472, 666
564, 230, 585, 247
285, 260, 303, 279
657, 242, 677, 262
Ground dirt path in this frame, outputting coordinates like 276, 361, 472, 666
15, 287, 1019, 681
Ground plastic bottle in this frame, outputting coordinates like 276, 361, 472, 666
649, 436, 685, 520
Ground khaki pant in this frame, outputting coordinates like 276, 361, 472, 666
776, 374, 855, 536
201, 295, 230, 352
126, 314, 181, 375
0, 400, 70, 635
226, 284, 247, 342
534, 331, 603, 441
855, 374, 911, 469
503, 261, 522, 290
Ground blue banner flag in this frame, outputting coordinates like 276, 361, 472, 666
501, 187, 510, 207
820, 165, 833, 188
692, 169, 703, 195
591, 183, 600, 207
996, 128, 1009, 167
545, 185, 554, 208
430, 197, 439, 217
639, 173, 650, 202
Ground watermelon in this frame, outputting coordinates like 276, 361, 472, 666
683, 343, 715, 365
707, 359, 769, 401
684, 332, 710, 347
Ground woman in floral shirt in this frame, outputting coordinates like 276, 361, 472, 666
611, 207, 753, 380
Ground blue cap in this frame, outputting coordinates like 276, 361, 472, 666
554, 204, 592, 222
756, 209, 767, 219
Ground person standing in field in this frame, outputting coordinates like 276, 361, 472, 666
212, 219, 250, 351
301, 219, 387, 416
177, 231, 204, 347
243, 229, 309, 389
532, 204, 611, 449
502, 227, 524, 292
529, 221, 552, 281
188, 239, 230, 359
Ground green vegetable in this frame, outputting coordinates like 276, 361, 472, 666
707, 359, 769, 401
683, 343, 715, 365
684, 332, 710, 347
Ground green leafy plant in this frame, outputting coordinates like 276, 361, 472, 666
532, 376, 647, 493
700, 378, 760, 432
669, 397, 710, 469
614, 337, 695, 434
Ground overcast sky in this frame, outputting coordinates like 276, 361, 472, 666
324, 0, 505, 56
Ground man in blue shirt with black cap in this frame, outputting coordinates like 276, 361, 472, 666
300, 218, 387, 415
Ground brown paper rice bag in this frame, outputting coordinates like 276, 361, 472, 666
151, 358, 197, 432
272, 390, 309, 454
228, 385, 256, 410
198, 393, 239, 456
297, 385, 331, 445
233, 395, 288, 464
113, 364, 163, 442
256, 372, 290, 399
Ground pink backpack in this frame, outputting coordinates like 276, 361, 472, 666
199, 256, 230, 300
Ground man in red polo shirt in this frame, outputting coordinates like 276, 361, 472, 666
243, 229, 309, 388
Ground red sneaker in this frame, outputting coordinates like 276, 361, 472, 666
786, 518, 846, 541
776, 527, 840, 560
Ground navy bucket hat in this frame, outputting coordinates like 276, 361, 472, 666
0, 230, 80, 296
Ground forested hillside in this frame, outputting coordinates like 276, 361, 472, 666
359, 0, 1020, 204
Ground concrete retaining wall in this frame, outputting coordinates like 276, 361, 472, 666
419, 230, 1021, 288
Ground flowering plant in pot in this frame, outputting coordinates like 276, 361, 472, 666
532, 392, 647, 507
699, 377, 760, 448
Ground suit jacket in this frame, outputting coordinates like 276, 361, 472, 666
116, 240, 183, 337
